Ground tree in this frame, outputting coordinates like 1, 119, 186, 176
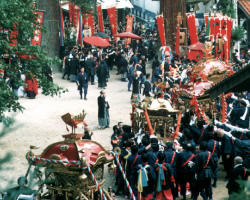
0, 0, 67, 126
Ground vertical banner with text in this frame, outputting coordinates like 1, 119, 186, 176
31, 11, 44, 46
9, 24, 18, 46
176, 25, 180, 58
156, 15, 166, 47
126, 15, 134, 44
97, 5, 104, 33
186, 13, 198, 45
107, 7, 117, 37
87, 13, 94, 35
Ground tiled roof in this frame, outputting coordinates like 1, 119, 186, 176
238, 0, 250, 17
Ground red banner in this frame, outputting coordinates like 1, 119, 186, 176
107, 7, 117, 36
176, 25, 180, 58
69, 2, 72, 23
9, 24, 18, 46
156, 15, 166, 47
204, 14, 208, 30
226, 18, 233, 63
97, 5, 104, 33
31, 12, 44, 46
126, 15, 134, 44
186, 13, 198, 45
87, 13, 94, 35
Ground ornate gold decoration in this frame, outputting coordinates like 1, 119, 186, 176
60, 144, 69, 151
49, 154, 61, 160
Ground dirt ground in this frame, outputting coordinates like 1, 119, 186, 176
0, 66, 228, 199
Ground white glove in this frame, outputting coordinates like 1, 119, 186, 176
195, 173, 198, 180
187, 161, 195, 168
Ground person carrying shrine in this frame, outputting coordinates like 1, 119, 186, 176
193, 141, 215, 200
134, 153, 156, 200
154, 152, 175, 200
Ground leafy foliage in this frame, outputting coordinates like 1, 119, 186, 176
231, 26, 245, 42
217, 0, 236, 18
0, 0, 67, 125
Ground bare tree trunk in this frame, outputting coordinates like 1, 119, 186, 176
37, 0, 60, 59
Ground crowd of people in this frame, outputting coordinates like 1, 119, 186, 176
58, 20, 250, 200
108, 115, 249, 200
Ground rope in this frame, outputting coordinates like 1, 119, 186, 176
111, 151, 136, 200
86, 165, 107, 200
30, 156, 83, 166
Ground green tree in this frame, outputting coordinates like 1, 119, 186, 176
0, 0, 68, 126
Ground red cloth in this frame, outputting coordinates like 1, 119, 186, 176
126, 15, 134, 44
25, 77, 38, 94
187, 49, 204, 61
186, 14, 198, 45
87, 13, 94, 35
156, 15, 166, 46
176, 25, 180, 58
107, 7, 117, 37
138, 193, 153, 200
97, 5, 104, 33
156, 189, 173, 200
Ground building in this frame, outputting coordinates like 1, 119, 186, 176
238, 0, 250, 49
130, 0, 160, 24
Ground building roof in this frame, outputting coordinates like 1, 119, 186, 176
238, 0, 250, 19
205, 64, 250, 99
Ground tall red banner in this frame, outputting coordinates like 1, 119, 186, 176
126, 15, 134, 44
226, 18, 233, 63
97, 5, 104, 33
107, 7, 117, 36
186, 14, 198, 45
31, 11, 44, 46
9, 24, 18, 46
176, 25, 180, 57
156, 15, 166, 47
87, 14, 94, 35
69, 2, 72, 23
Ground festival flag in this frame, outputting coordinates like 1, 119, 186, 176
107, 7, 117, 37
156, 15, 166, 47
176, 24, 180, 58
126, 15, 134, 44
59, 4, 65, 46
9, 24, 18, 46
204, 14, 208, 30
77, 11, 83, 46
68, 1, 72, 23
186, 13, 198, 45
226, 18, 233, 62
87, 13, 94, 35
97, 4, 104, 33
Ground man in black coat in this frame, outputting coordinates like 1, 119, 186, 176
206, 131, 220, 188
97, 60, 108, 89
119, 54, 128, 82
85, 55, 96, 85
62, 54, 72, 80
69, 54, 79, 82
143, 73, 151, 97
177, 142, 196, 200
97, 90, 109, 128
226, 156, 250, 199
76, 67, 89, 100
132, 71, 141, 103
193, 141, 215, 200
